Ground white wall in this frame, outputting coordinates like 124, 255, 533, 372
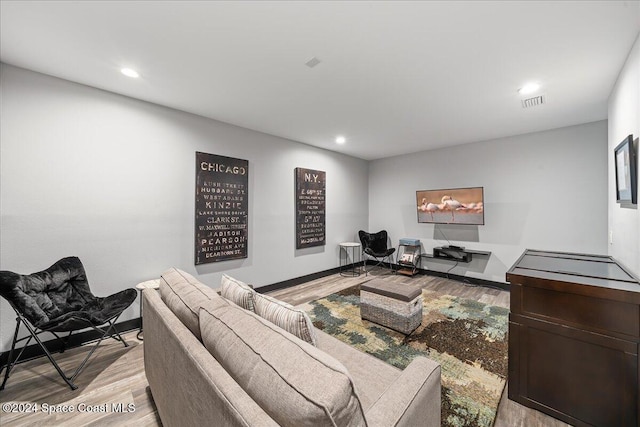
0, 64, 369, 351
608, 34, 640, 277
369, 121, 609, 283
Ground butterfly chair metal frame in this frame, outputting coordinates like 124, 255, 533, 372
0, 256, 137, 391
1, 301, 128, 391
358, 230, 397, 275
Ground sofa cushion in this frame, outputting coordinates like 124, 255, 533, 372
199, 302, 367, 427
159, 268, 227, 340
315, 330, 400, 411
220, 274, 255, 312
254, 293, 317, 346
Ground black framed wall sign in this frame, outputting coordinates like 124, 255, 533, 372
614, 134, 637, 205
295, 168, 326, 249
195, 152, 248, 264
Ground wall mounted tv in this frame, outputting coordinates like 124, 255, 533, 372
416, 187, 484, 225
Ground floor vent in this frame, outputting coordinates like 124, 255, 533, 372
521, 95, 546, 108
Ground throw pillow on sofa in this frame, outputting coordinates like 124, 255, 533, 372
220, 274, 255, 312
159, 267, 228, 340
253, 293, 317, 346
199, 302, 367, 427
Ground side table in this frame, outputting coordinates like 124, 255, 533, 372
339, 242, 362, 277
397, 239, 421, 277
136, 279, 160, 340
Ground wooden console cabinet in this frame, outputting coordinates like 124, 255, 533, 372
507, 249, 640, 427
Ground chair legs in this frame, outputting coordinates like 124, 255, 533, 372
362, 253, 395, 275
1, 319, 24, 390
0, 313, 128, 391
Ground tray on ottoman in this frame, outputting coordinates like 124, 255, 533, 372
360, 279, 423, 335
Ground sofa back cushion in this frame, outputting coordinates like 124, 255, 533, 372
199, 302, 367, 427
159, 268, 226, 340
253, 293, 317, 346
220, 274, 255, 312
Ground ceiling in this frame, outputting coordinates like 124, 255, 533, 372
1, 1, 639, 160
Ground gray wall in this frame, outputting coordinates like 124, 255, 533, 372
0, 58, 621, 355
0, 64, 369, 351
368, 120, 609, 283
608, 33, 639, 277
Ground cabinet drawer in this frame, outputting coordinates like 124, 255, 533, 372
513, 284, 639, 339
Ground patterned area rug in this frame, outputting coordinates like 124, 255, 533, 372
307, 284, 508, 427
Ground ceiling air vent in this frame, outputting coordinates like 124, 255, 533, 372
521, 95, 546, 109
305, 57, 321, 68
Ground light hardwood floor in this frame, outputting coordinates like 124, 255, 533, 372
0, 268, 571, 426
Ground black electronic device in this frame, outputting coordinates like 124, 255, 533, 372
433, 246, 472, 263
447, 245, 465, 251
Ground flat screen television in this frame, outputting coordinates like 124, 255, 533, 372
416, 187, 484, 225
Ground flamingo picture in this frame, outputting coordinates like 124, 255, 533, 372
416, 187, 484, 225
425, 202, 439, 220
441, 195, 465, 220
419, 198, 440, 220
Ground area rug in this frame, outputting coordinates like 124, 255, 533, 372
307, 284, 509, 427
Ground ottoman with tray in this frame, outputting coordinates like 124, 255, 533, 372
360, 279, 423, 335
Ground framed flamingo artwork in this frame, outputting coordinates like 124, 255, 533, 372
416, 187, 484, 225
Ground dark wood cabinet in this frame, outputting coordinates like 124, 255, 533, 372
507, 249, 640, 427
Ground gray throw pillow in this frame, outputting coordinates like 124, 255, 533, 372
220, 274, 255, 312
253, 292, 317, 346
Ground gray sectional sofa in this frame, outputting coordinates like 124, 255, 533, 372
143, 268, 441, 426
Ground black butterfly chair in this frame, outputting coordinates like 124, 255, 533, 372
358, 230, 396, 275
0, 257, 137, 390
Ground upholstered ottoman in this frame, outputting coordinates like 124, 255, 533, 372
360, 279, 423, 335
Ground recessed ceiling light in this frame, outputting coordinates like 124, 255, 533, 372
335, 136, 346, 144
121, 68, 140, 78
518, 82, 540, 95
